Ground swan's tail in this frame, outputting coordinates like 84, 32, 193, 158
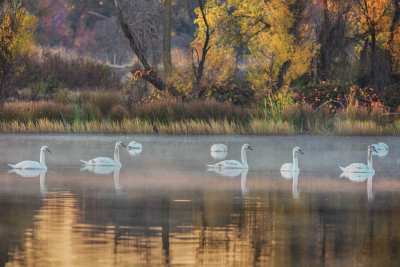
339, 166, 345, 172
7, 163, 16, 169
339, 172, 346, 178
80, 160, 90, 166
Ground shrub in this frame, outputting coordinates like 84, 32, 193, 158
110, 105, 129, 122
92, 91, 121, 116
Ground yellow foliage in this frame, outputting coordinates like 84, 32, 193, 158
0, 3, 37, 80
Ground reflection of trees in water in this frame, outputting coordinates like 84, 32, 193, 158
0, 193, 41, 267
4, 189, 400, 266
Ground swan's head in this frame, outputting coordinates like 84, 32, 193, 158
116, 141, 126, 148
294, 146, 304, 155
242, 143, 254, 150
41, 146, 52, 153
368, 145, 377, 153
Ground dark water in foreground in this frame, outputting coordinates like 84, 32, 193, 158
0, 134, 399, 266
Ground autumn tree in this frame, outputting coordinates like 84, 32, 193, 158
352, 0, 393, 88
193, 0, 315, 94
0, 0, 36, 100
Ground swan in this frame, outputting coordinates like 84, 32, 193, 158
339, 145, 377, 174
127, 147, 142, 156
211, 143, 228, 152
127, 141, 142, 150
371, 142, 388, 157
8, 146, 51, 170
80, 141, 126, 166
207, 167, 244, 177
211, 151, 227, 160
207, 143, 253, 169
280, 146, 304, 172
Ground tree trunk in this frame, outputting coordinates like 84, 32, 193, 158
276, 61, 291, 91
370, 29, 376, 86
163, 0, 172, 77
114, 0, 177, 95
190, 0, 210, 100
387, 0, 400, 77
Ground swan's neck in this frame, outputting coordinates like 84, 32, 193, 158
40, 149, 47, 168
292, 150, 298, 169
367, 149, 373, 169
114, 144, 121, 165
241, 147, 248, 168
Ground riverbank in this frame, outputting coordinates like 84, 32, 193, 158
1, 117, 400, 135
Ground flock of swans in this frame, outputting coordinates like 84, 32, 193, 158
6, 139, 389, 198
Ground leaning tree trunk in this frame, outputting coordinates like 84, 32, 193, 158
114, 0, 176, 95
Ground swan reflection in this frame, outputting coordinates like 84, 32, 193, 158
210, 151, 227, 160
81, 166, 123, 194
8, 169, 48, 195
208, 168, 249, 195
280, 171, 300, 199
340, 172, 375, 202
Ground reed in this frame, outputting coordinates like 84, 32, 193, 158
333, 119, 383, 136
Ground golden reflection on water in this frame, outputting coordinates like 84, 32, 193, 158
4, 186, 400, 267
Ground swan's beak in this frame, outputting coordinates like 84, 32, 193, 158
299, 150, 304, 155
46, 148, 52, 153
248, 146, 254, 150
121, 143, 127, 148
371, 146, 377, 153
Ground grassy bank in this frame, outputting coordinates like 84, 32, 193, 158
1, 93, 400, 135
2, 117, 400, 135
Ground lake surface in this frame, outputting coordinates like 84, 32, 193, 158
0, 134, 399, 266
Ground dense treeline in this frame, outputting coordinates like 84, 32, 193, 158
1, 0, 400, 135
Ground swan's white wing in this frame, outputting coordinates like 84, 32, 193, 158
211, 151, 227, 160
208, 168, 243, 177
343, 172, 370, 182
208, 160, 245, 169
8, 160, 44, 169
343, 163, 373, 173
211, 144, 227, 152
81, 165, 117, 174
280, 163, 293, 172
127, 148, 142, 156
128, 141, 142, 149
373, 142, 389, 157
81, 157, 117, 166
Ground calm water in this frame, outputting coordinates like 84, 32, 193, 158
0, 134, 399, 266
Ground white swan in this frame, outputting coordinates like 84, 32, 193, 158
339, 145, 377, 174
207, 143, 253, 169
80, 141, 126, 166
211, 143, 228, 152
280, 146, 304, 172
211, 151, 227, 160
8, 146, 51, 170
371, 142, 388, 157
127, 141, 142, 150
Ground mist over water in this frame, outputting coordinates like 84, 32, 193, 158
0, 134, 399, 266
